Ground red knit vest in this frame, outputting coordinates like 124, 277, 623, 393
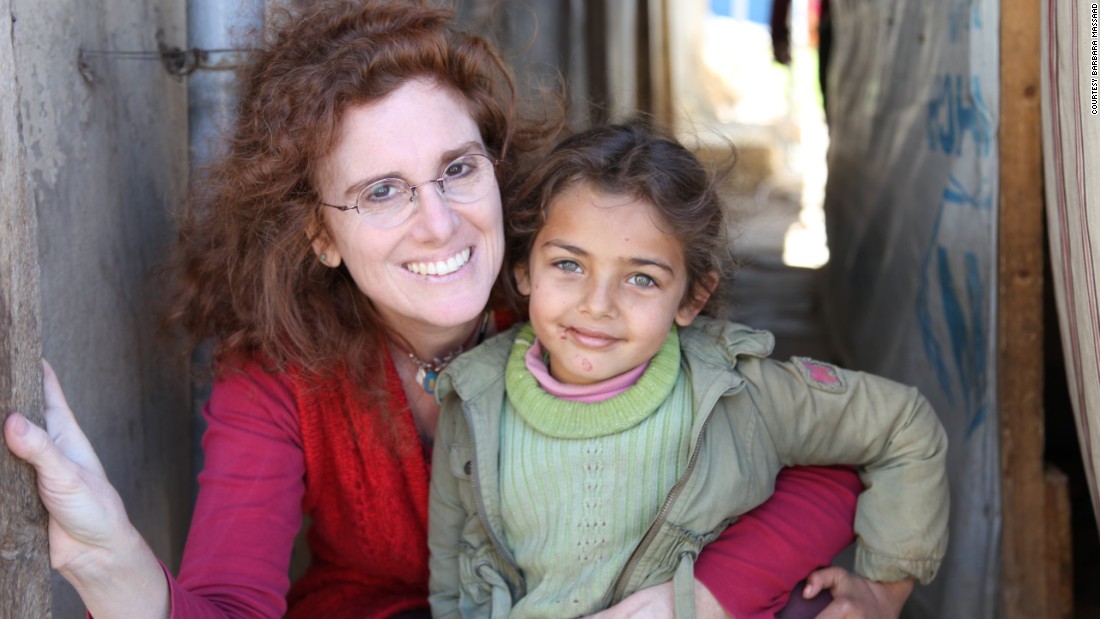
285, 356, 431, 618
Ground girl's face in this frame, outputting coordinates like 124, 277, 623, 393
314, 78, 504, 336
514, 184, 708, 385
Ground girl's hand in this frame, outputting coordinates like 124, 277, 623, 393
3, 361, 168, 619
801, 567, 914, 619
584, 580, 730, 619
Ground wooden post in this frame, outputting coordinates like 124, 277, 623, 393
1045, 466, 1074, 619
999, 0, 1072, 617
0, 0, 51, 614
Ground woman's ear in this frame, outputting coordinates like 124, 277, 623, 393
309, 222, 342, 268
675, 272, 717, 327
513, 263, 532, 296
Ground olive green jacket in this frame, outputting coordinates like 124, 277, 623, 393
427, 317, 948, 618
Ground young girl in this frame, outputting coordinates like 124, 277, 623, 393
427, 120, 948, 618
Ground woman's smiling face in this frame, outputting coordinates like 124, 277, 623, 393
314, 78, 505, 335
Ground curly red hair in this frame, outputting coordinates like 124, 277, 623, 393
166, 0, 560, 389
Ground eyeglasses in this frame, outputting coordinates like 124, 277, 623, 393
321, 153, 501, 228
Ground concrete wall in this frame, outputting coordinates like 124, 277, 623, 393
10, 0, 191, 614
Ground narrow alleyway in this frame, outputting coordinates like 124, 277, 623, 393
705, 121, 834, 364
723, 185, 833, 362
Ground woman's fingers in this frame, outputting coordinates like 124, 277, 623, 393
39, 360, 106, 476
802, 566, 846, 600
6, 361, 105, 478
803, 567, 865, 619
4, 412, 71, 474
803, 567, 911, 619
4, 360, 112, 523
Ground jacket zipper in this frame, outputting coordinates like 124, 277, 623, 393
610, 410, 717, 602
463, 403, 524, 585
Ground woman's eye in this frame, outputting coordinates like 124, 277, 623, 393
553, 260, 581, 273
628, 273, 657, 288
363, 181, 407, 204
443, 160, 473, 179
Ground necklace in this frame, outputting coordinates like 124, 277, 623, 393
406, 311, 491, 394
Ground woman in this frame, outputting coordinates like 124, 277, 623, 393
3, 1, 889, 617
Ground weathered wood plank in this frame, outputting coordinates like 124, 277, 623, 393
0, 0, 50, 614
998, 0, 1048, 616
1045, 466, 1073, 619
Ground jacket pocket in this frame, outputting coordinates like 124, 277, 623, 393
448, 443, 474, 480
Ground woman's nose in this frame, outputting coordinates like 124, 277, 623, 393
409, 182, 459, 241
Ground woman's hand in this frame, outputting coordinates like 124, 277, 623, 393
584, 580, 731, 619
801, 567, 913, 619
4, 362, 169, 619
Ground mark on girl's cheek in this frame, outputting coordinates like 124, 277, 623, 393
580, 359, 593, 371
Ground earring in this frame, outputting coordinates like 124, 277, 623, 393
319, 253, 329, 264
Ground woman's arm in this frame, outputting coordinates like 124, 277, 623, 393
585, 466, 863, 619
694, 466, 862, 618
4, 361, 307, 619
3, 363, 170, 619
172, 361, 306, 617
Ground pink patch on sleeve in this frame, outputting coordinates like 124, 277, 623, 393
805, 361, 840, 385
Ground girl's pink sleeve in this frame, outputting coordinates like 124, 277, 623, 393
167, 363, 306, 619
694, 466, 862, 619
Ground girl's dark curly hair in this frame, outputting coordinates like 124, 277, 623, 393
503, 118, 736, 318
164, 0, 561, 389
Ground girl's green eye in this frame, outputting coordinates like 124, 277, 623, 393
628, 273, 656, 287
553, 260, 581, 273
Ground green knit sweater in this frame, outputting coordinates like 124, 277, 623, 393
498, 324, 694, 618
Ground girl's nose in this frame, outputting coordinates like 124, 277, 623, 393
579, 279, 617, 319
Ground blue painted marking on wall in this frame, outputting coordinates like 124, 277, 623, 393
927, 74, 993, 157
963, 252, 988, 437
948, 0, 983, 43
917, 175, 992, 439
917, 204, 954, 401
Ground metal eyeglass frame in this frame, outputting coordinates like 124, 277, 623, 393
320, 153, 501, 227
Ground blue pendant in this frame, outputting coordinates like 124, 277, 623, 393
417, 368, 438, 394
